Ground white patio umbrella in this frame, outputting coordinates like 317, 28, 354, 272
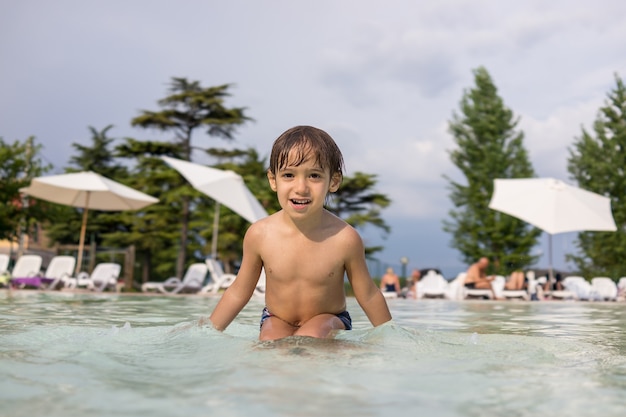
488, 177, 617, 279
161, 156, 268, 259
20, 171, 159, 274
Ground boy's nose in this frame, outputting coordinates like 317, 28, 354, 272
294, 177, 309, 193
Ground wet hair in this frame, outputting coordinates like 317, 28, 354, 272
268, 126, 344, 178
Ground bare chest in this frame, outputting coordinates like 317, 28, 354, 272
260, 235, 346, 285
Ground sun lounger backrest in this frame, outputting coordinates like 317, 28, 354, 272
590, 277, 618, 300
44, 256, 76, 279
0, 254, 9, 274
91, 263, 121, 284
563, 276, 591, 299
183, 263, 208, 285
11, 255, 43, 278
206, 258, 227, 281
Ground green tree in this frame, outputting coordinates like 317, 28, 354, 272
444, 67, 540, 273
45, 126, 131, 264
327, 172, 391, 257
567, 73, 626, 278
68, 125, 128, 178
131, 78, 251, 277
0, 136, 51, 249
109, 138, 188, 283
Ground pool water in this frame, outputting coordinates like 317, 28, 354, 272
1, 291, 625, 417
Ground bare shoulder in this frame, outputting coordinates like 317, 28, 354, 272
324, 212, 364, 250
245, 212, 281, 239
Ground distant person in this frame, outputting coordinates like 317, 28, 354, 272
206, 125, 392, 340
504, 270, 526, 290
464, 257, 498, 299
502, 258, 527, 291
543, 272, 564, 292
380, 267, 401, 295
402, 268, 421, 299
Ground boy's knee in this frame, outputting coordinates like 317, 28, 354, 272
295, 315, 344, 338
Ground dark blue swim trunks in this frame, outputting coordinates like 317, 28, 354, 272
260, 307, 352, 330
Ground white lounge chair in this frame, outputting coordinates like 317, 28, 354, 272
0, 254, 10, 287
66, 263, 122, 292
200, 258, 237, 294
501, 271, 532, 301
142, 263, 208, 294
8, 255, 43, 287
501, 288, 530, 300
465, 275, 505, 300
10, 254, 42, 277
551, 276, 591, 300
382, 290, 398, 299
616, 277, 626, 302
47, 256, 77, 288
200, 258, 266, 296
0, 253, 9, 275
443, 272, 466, 300
36, 255, 76, 290
417, 270, 448, 299
617, 277, 626, 301
590, 277, 618, 301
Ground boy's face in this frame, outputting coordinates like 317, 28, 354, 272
267, 149, 341, 217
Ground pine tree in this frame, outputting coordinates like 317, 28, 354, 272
68, 125, 127, 178
444, 67, 540, 273
131, 78, 251, 278
567, 73, 626, 278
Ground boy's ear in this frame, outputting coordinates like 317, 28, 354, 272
329, 172, 342, 193
267, 170, 277, 191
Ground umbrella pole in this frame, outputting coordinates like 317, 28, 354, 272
211, 201, 220, 260
75, 192, 91, 275
548, 233, 554, 284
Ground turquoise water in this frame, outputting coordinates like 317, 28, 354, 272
1, 291, 625, 417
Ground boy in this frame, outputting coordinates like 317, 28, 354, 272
208, 125, 392, 340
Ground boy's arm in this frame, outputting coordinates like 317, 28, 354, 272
356, 283, 393, 326
345, 229, 392, 326
208, 225, 263, 331
209, 275, 257, 330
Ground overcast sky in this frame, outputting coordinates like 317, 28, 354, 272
2, 1, 625, 277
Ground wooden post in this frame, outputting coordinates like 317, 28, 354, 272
124, 245, 135, 291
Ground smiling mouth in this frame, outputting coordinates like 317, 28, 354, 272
290, 199, 311, 206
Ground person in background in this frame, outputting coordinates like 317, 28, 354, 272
379, 267, 401, 296
503, 257, 527, 291
464, 257, 498, 299
542, 272, 563, 292
402, 268, 421, 299
504, 270, 526, 290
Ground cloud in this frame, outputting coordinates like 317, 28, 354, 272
520, 97, 604, 179
318, 23, 462, 106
